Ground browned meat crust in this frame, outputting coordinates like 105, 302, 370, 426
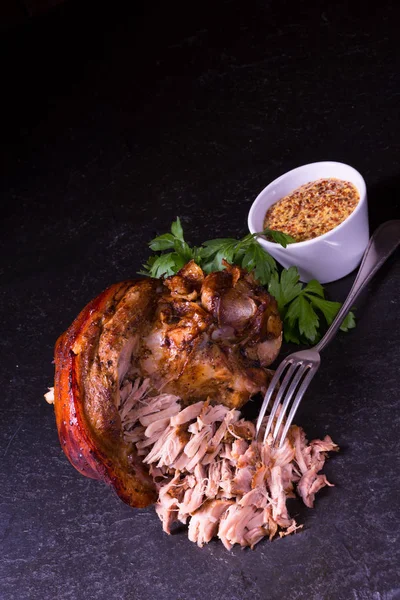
140, 260, 282, 407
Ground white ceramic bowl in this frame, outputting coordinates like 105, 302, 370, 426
248, 161, 369, 283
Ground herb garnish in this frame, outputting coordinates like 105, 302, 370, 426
140, 217, 355, 345
268, 267, 355, 344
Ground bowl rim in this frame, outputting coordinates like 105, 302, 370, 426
248, 161, 367, 249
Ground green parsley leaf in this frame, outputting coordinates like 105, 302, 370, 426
171, 252, 187, 273
307, 295, 339, 326
149, 233, 176, 251
191, 245, 204, 265
171, 217, 184, 241
201, 238, 239, 272
286, 294, 320, 342
200, 238, 238, 257
340, 310, 356, 332
137, 255, 158, 277
281, 318, 301, 345
150, 253, 175, 278
302, 279, 325, 298
142, 253, 179, 278
308, 295, 356, 332
173, 239, 194, 262
268, 267, 303, 314
240, 241, 277, 286
261, 228, 296, 248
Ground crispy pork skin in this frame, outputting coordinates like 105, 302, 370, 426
54, 280, 158, 507
52, 262, 283, 508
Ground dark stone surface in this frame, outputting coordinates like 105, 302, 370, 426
1, 1, 399, 599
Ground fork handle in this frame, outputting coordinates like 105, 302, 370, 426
314, 220, 400, 353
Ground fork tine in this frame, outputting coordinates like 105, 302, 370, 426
272, 362, 309, 441
262, 361, 298, 443
276, 365, 318, 447
255, 359, 291, 439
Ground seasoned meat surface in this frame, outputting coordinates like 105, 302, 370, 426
140, 260, 282, 408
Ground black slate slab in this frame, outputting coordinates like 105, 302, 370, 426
1, 1, 399, 599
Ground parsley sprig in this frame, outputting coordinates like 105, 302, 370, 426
139, 218, 356, 345
268, 267, 355, 344
139, 218, 204, 278
139, 218, 294, 283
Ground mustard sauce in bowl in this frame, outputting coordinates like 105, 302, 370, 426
263, 178, 360, 243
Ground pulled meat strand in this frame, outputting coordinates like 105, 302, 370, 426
119, 378, 339, 549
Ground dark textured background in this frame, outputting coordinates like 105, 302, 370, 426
1, 1, 399, 599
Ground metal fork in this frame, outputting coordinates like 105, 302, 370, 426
256, 220, 400, 447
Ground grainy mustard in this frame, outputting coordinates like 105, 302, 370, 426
263, 178, 360, 242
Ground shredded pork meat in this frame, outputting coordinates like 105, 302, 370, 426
119, 379, 339, 549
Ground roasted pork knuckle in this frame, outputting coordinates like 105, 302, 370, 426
53, 262, 282, 507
